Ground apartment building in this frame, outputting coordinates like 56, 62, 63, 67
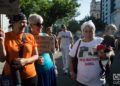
101, 0, 111, 24
90, 0, 101, 19
111, 0, 120, 29
101, 0, 120, 29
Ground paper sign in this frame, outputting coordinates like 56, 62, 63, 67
35, 35, 55, 54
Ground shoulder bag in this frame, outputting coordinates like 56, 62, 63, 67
72, 40, 81, 74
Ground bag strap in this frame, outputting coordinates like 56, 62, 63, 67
19, 33, 26, 58
75, 40, 81, 58
15, 33, 26, 45
21, 33, 26, 44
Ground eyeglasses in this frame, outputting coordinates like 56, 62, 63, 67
34, 23, 42, 27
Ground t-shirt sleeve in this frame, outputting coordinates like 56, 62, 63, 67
69, 39, 80, 58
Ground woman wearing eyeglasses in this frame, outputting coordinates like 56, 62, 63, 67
28, 13, 56, 86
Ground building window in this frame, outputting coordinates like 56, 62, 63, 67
106, 4, 108, 7
106, 12, 108, 15
106, 17, 107, 21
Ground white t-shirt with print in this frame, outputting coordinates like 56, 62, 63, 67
57, 30, 73, 47
69, 37, 103, 86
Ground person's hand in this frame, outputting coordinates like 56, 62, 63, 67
0, 29, 5, 42
16, 58, 27, 66
11, 58, 27, 69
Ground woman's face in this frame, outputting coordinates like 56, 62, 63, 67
83, 26, 94, 39
30, 23, 42, 35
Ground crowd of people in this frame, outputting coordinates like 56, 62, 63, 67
0, 12, 120, 86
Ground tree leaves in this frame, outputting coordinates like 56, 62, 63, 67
20, 0, 80, 27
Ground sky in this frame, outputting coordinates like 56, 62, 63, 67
75, 0, 100, 21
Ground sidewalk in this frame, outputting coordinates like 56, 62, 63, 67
54, 52, 79, 86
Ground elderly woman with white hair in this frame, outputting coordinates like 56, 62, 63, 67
28, 13, 56, 86
69, 20, 103, 86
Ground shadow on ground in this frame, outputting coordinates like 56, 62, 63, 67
55, 54, 79, 86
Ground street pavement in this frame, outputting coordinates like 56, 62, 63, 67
54, 51, 79, 86
0, 51, 79, 86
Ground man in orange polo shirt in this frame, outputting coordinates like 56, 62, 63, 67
0, 13, 39, 86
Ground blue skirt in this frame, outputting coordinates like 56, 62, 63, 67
37, 67, 56, 86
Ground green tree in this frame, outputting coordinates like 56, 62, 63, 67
68, 19, 80, 33
20, 0, 80, 27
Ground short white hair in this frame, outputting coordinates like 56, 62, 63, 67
81, 20, 96, 32
28, 13, 43, 25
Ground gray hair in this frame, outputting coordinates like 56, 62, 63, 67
81, 20, 96, 33
28, 13, 43, 25
105, 24, 118, 36
105, 24, 117, 31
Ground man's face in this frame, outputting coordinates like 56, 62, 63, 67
47, 28, 52, 34
13, 20, 27, 33
19, 20, 27, 28
62, 27, 67, 31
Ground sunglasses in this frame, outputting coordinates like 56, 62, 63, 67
34, 23, 42, 27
